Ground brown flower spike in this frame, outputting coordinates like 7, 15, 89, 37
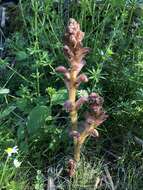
56, 18, 108, 176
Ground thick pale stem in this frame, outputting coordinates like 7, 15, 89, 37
74, 142, 82, 162
68, 67, 80, 162
69, 69, 78, 131
74, 125, 95, 162
74, 136, 88, 162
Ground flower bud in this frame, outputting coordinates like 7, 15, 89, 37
70, 130, 80, 139
85, 110, 108, 127
88, 93, 98, 101
64, 100, 73, 112
89, 105, 102, 114
78, 74, 88, 82
88, 128, 99, 137
76, 74, 88, 87
68, 159, 76, 177
88, 93, 104, 105
56, 66, 70, 80
56, 66, 67, 73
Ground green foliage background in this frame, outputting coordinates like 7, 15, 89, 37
0, 0, 143, 189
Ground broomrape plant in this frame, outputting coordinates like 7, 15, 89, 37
56, 18, 108, 176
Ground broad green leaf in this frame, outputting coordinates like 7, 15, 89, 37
16, 98, 32, 113
19, 141, 29, 153
111, 0, 125, 6
16, 51, 28, 61
0, 88, 10, 94
17, 126, 25, 141
27, 105, 51, 135
0, 106, 16, 120
51, 89, 68, 105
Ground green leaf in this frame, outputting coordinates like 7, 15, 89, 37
0, 58, 8, 69
19, 141, 29, 153
51, 89, 68, 105
17, 126, 25, 141
16, 51, 28, 61
0, 88, 10, 95
0, 106, 16, 120
46, 87, 56, 98
27, 105, 51, 135
16, 98, 32, 113
111, 0, 125, 6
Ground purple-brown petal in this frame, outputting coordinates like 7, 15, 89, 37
88, 93, 98, 101
88, 128, 99, 137
88, 93, 104, 106
63, 45, 74, 59
76, 60, 86, 74
77, 74, 88, 82
76, 47, 90, 60
68, 159, 76, 177
76, 74, 88, 87
56, 66, 70, 81
89, 105, 102, 114
56, 66, 68, 73
64, 100, 73, 112
94, 113, 108, 126
76, 97, 88, 109
70, 130, 80, 139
